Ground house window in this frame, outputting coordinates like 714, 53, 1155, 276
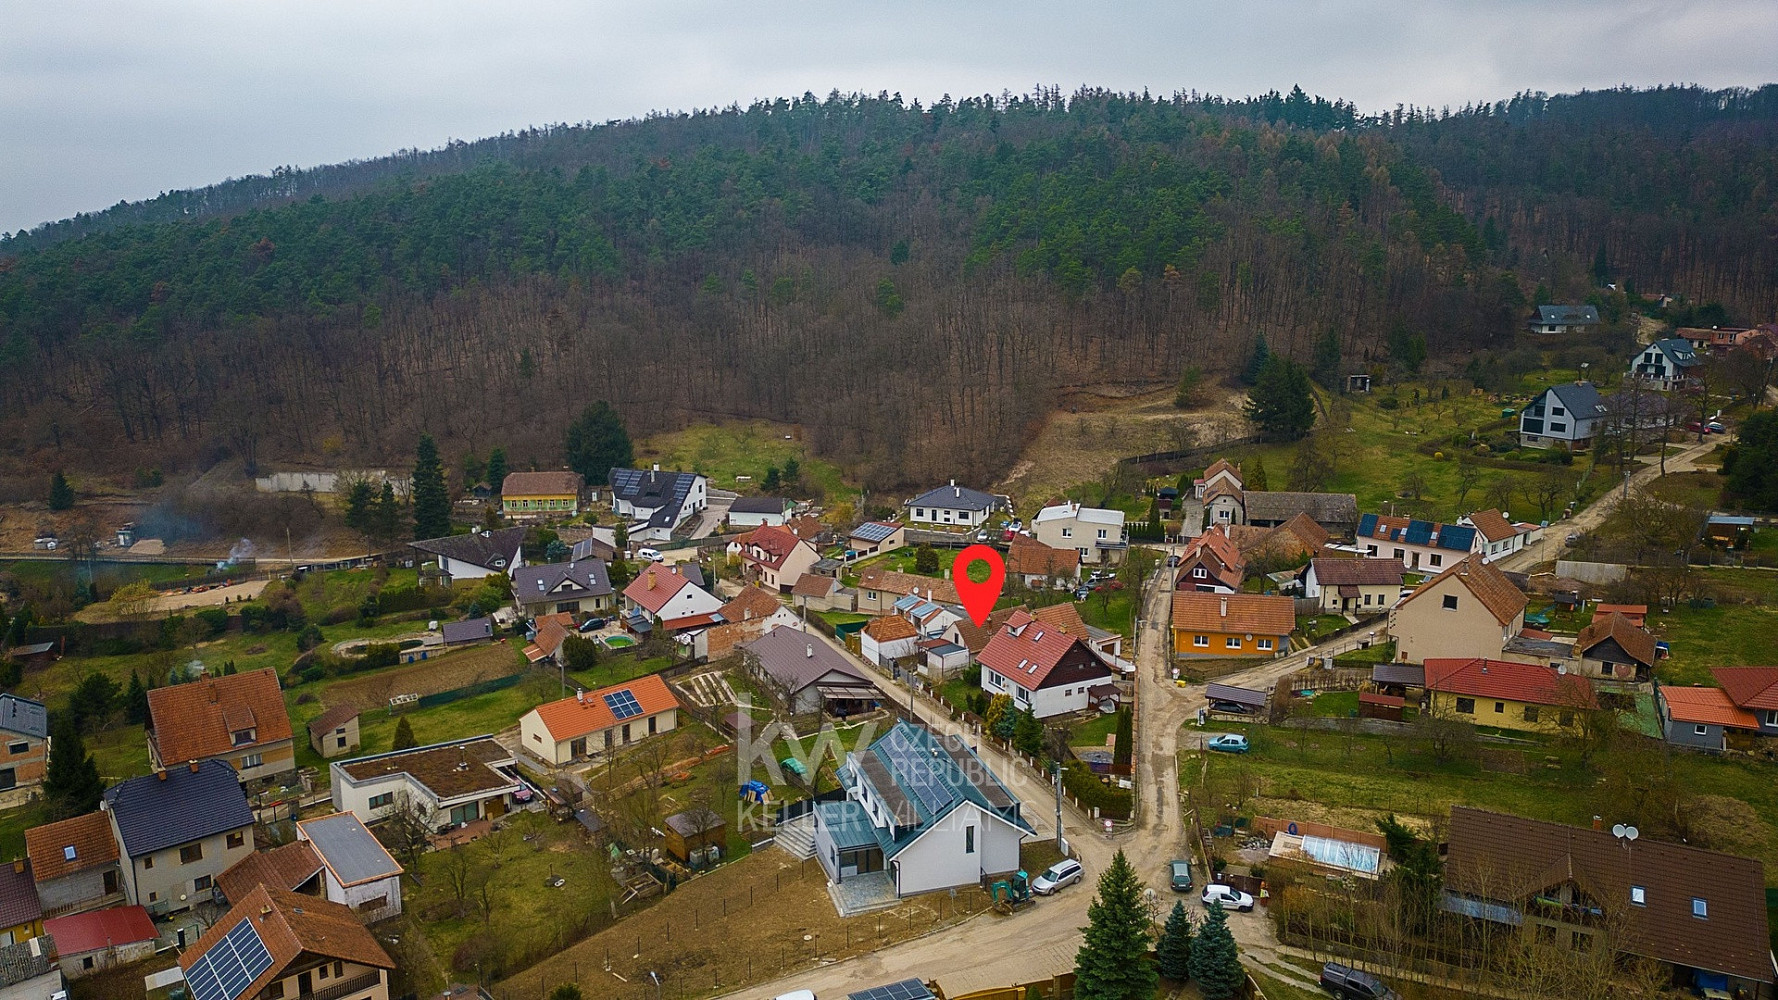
1061, 527, 1072, 538
1455, 698, 1475, 714
1692, 898, 1708, 919
1193, 635, 1209, 648
1393, 548, 1404, 559
965, 826, 975, 854
337, 736, 348, 749
241, 752, 263, 769
1429, 554, 1442, 567
231, 729, 256, 746
180, 844, 204, 864
62, 846, 76, 862
1193, 568, 1206, 579
333, 962, 343, 978
368, 792, 395, 810
1257, 639, 1274, 651
194, 875, 212, 892
1097, 529, 1107, 539
1523, 706, 1540, 723
1559, 711, 1575, 727
1442, 595, 1458, 610
143, 856, 154, 870
227, 832, 245, 849
1365, 545, 1378, 556
7, 742, 26, 755
1493, 701, 1505, 714
1225, 637, 1242, 649
1550, 423, 1567, 433
269, 982, 286, 999
82, 957, 93, 970
449, 803, 480, 826
1765, 710, 1778, 727
1694, 724, 1709, 736
1630, 885, 1646, 906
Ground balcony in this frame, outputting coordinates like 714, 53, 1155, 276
299, 970, 383, 1000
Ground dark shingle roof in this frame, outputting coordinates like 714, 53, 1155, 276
0, 937, 53, 988
0, 695, 47, 739
409, 527, 525, 572
104, 759, 253, 858
1243, 491, 1358, 527
1534, 305, 1599, 325
512, 559, 613, 605
908, 483, 998, 513
440, 617, 493, 644
306, 703, 359, 739
729, 496, 791, 514
1649, 337, 1702, 368
1539, 381, 1608, 419
0, 861, 41, 929
608, 468, 704, 530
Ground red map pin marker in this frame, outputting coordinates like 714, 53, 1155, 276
952, 544, 1006, 627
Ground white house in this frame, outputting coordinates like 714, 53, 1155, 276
608, 466, 708, 543
727, 524, 821, 593
1354, 514, 1482, 573
1460, 509, 1544, 560
726, 497, 794, 528
1298, 557, 1404, 615
846, 521, 906, 559
976, 610, 1118, 719
295, 812, 404, 923
1519, 382, 1607, 450
1528, 304, 1600, 336
622, 562, 723, 622
814, 722, 1032, 896
329, 737, 524, 830
860, 615, 922, 668
1030, 502, 1127, 565
409, 527, 525, 583
1630, 338, 1702, 391
906, 481, 1000, 528
518, 676, 680, 766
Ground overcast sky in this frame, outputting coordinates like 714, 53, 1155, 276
4, 0, 1775, 235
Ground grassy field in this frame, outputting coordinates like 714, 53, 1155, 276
635, 420, 854, 500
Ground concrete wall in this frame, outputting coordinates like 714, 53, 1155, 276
1663, 718, 1725, 751
327, 870, 402, 923
61, 938, 156, 979
120, 826, 253, 913
1555, 560, 1628, 584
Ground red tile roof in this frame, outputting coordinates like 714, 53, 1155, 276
791, 575, 838, 598
736, 525, 807, 570
1574, 612, 1657, 666
1309, 557, 1403, 587
1661, 686, 1760, 729
44, 905, 157, 955
179, 886, 394, 995
1170, 592, 1295, 636
1594, 603, 1648, 626
1424, 657, 1596, 708
1005, 536, 1079, 578
1397, 554, 1526, 625
720, 586, 784, 623
977, 611, 1107, 690
1713, 666, 1778, 711
624, 563, 696, 615
1030, 602, 1091, 640
1464, 508, 1518, 543
146, 667, 293, 765
855, 568, 956, 604
25, 812, 118, 882
863, 615, 920, 642
528, 674, 680, 743
216, 842, 324, 902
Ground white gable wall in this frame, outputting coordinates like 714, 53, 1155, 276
892, 801, 1023, 895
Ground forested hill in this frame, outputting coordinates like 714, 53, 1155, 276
2, 84, 1774, 489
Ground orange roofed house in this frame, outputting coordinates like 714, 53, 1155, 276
1171, 592, 1294, 659
179, 885, 396, 1000
518, 674, 680, 766
1387, 553, 1527, 664
146, 667, 296, 789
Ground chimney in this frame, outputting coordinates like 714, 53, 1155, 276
189, 760, 200, 773
805, 643, 814, 658
208, 683, 218, 704
155, 769, 167, 781
1592, 815, 1603, 830
576, 688, 585, 704
647, 571, 656, 590
1219, 595, 1228, 618
11, 859, 22, 875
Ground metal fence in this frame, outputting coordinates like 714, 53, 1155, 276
410, 672, 525, 710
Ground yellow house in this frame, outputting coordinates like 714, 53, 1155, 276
1171, 592, 1295, 658
0, 859, 42, 944
500, 471, 585, 519
1425, 657, 1597, 733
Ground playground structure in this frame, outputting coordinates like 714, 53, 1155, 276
988, 870, 1032, 915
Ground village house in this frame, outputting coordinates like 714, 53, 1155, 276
1659, 685, 1762, 752
861, 615, 923, 668
721, 585, 802, 633
1174, 529, 1246, 593
1710, 666, 1778, 737
1355, 513, 1481, 572
330, 737, 524, 832
1460, 508, 1544, 560
740, 626, 879, 716
1630, 338, 1703, 391
1519, 382, 1608, 450
410, 526, 525, 583
1004, 535, 1080, 588
1171, 592, 1294, 659
1298, 557, 1404, 614
103, 759, 256, 917
888, 590, 963, 640
1195, 461, 1358, 537
179, 886, 397, 1000
815, 721, 1032, 897
855, 568, 957, 615
0, 860, 42, 947
942, 606, 1028, 659
1228, 512, 1330, 568
44, 905, 158, 979
622, 562, 723, 623
1527, 304, 1600, 335
439, 617, 492, 647
0, 695, 48, 803
791, 574, 855, 613
917, 638, 971, 680
306, 705, 361, 759
146, 668, 297, 788
23, 813, 123, 918
1679, 325, 1757, 354
498, 471, 584, 520
522, 611, 576, 665
518, 675, 680, 766
846, 521, 906, 559
1030, 502, 1127, 565
608, 466, 709, 542
977, 609, 1118, 718
729, 524, 821, 592
1031, 602, 1124, 661
726, 496, 794, 528
1442, 806, 1772, 998
1425, 657, 1596, 732
1571, 611, 1658, 688
1388, 554, 1527, 663
512, 559, 614, 618
905, 481, 1001, 528
294, 812, 405, 923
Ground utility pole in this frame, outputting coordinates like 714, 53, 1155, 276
1053, 759, 1064, 852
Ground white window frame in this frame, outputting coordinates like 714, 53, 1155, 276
1193, 635, 1209, 648
1224, 637, 1242, 650
1257, 638, 1274, 651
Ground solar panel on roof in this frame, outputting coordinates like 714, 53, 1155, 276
1404, 520, 1433, 546
849, 979, 937, 1000
1357, 513, 1378, 538
1438, 525, 1477, 551
602, 690, 643, 719
185, 919, 274, 1000
881, 727, 953, 819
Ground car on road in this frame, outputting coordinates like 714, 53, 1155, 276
1319, 962, 1398, 999
1206, 733, 1250, 754
1031, 858, 1083, 895
1201, 883, 1255, 912
635, 547, 664, 562
1169, 859, 1194, 892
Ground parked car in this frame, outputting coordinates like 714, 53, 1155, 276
1708, 420, 1726, 433
1169, 859, 1194, 892
635, 547, 664, 562
1319, 962, 1398, 999
578, 617, 608, 633
1072, 586, 1092, 601
773, 992, 818, 1000
1206, 734, 1250, 754
1201, 883, 1255, 911
1031, 858, 1083, 895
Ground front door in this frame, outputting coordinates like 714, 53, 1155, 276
570, 738, 586, 758
298, 971, 313, 995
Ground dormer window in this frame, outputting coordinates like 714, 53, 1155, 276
232, 728, 256, 746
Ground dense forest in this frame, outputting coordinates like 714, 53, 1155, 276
1, 84, 1774, 489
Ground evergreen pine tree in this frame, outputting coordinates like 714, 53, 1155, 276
563, 402, 634, 483
1189, 901, 1245, 1000
374, 481, 401, 543
1074, 851, 1158, 1000
342, 479, 376, 535
1144, 497, 1162, 541
1156, 900, 1195, 981
48, 471, 75, 511
1310, 328, 1342, 388
1012, 709, 1044, 757
1111, 708, 1133, 771
411, 434, 451, 540
1240, 335, 1270, 386
392, 716, 418, 751
486, 448, 509, 494
1247, 456, 1270, 491
124, 670, 148, 725
1243, 357, 1316, 442
44, 715, 104, 819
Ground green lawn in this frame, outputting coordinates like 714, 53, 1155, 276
635, 420, 854, 499
1079, 588, 1138, 638
567, 653, 674, 693
1070, 709, 1121, 747
1298, 615, 1349, 642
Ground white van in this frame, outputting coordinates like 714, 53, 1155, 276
635, 547, 664, 562
773, 992, 817, 1000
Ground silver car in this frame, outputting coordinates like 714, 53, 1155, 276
1031, 858, 1083, 895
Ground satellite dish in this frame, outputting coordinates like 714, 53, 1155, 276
1611, 824, 1626, 838
1625, 827, 1639, 841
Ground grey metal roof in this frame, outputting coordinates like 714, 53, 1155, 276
6, 642, 55, 658
409, 526, 525, 571
0, 695, 47, 739
1206, 683, 1268, 708
300, 813, 402, 886
1371, 663, 1426, 687
1534, 305, 1599, 325
740, 626, 868, 694
104, 759, 252, 858
608, 468, 703, 530
729, 496, 791, 514
439, 617, 493, 644
1649, 337, 1702, 368
818, 800, 881, 850
908, 483, 998, 513
511, 560, 613, 605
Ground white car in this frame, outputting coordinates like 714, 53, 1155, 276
1201, 883, 1255, 911
635, 547, 664, 562
1031, 858, 1083, 895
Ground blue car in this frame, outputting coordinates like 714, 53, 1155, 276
1206, 734, 1250, 754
